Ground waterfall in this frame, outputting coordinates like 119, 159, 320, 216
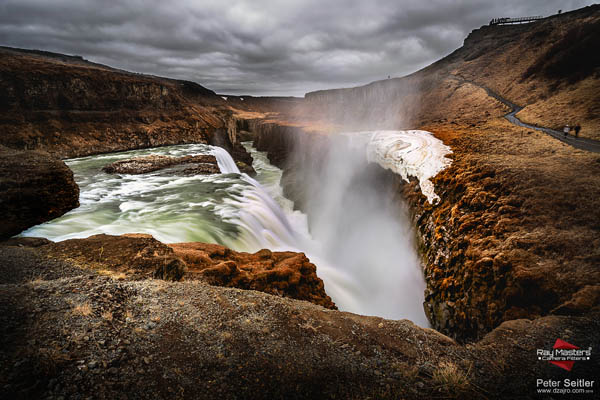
211, 146, 359, 310
231, 175, 301, 251
210, 146, 301, 250
212, 146, 241, 174
21, 138, 443, 326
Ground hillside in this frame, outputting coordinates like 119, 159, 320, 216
301, 5, 600, 139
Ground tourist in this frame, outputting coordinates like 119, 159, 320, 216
574, 124, 581, 138
563, 124, 570, 138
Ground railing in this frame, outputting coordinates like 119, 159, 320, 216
489, 16, 543, 25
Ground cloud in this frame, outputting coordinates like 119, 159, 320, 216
0, 0, 595, 96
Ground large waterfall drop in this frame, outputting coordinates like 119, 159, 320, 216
22, 132, 450, 326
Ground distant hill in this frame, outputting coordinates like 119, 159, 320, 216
303, 5, 600, 139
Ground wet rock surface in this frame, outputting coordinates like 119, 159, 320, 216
0, 147, 79, 240
102, 154, 220, 175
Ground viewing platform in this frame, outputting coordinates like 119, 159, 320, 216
489, 16, 543, 25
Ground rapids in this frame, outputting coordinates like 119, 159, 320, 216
22, 131, 449, 326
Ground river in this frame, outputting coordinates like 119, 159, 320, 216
23, 138, 434, 326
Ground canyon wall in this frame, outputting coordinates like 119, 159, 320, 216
0, 47, 247, 160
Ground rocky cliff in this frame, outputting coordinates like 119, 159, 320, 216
0, 47, 251, 162
0, 146, 79, 240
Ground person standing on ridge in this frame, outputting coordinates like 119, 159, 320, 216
574, 124, 581, 138
563, 124, 570, 138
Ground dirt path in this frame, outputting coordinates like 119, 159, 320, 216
452, 75, 600, 153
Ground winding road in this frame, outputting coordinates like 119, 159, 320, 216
452, 75, 600, 154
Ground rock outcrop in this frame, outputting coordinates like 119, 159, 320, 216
0, 147, 79, 239
22, 233, 334, 309
102, 154, 220, 175
171, 242, 336, 309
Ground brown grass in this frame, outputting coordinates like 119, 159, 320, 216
432, 361, 471, 394
72, 302, 93, 317
101, 311, 113, 322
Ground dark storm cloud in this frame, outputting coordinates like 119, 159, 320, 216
0, 0, 595, 96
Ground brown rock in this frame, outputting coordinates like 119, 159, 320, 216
102, 154, 220, 175
170, 242, 336, 309
0, 147, 79, 240
33, 234, 334, 309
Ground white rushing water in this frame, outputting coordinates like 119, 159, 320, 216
23, 131, 450, 326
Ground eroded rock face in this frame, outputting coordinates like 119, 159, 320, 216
0, 147, 79, 239
170, 242, 336, 309
29, 233, 335, 309
102, 154, 220, 175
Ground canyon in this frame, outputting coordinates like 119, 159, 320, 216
1, 5, 599, 399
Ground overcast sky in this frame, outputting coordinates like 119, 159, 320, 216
0, 0, 595, 96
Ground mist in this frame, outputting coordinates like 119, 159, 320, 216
285, 132, 429, 325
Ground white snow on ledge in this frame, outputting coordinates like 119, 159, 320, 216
348, 130, 453, 204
